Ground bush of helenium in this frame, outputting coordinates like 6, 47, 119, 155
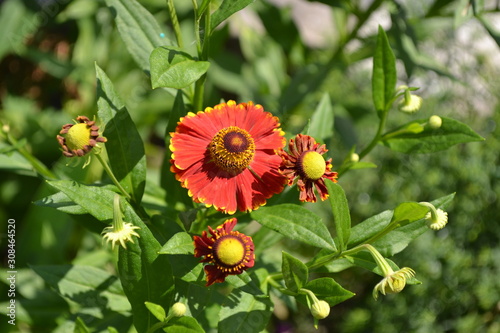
0, 0, 487, 332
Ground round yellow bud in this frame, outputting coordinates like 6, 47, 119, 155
171, 302, 186, 317
429, 115, 442, 129
350, 153, 359, 163
311, 300, 330, 319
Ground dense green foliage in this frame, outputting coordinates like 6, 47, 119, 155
0, 0, 498, 332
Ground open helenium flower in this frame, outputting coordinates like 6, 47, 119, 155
57, 116, 106, 157
193, 218, 255, 286
170, 101, 286, 214
279, 134, 338, 202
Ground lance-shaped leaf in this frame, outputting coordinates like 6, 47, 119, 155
105, 0, 170, 72
251, 204, 337, 252
96, 64, 146, 204
282, 252, 308, 293
159, 232, 194, 255
306, 92, 334, 143
372, 25, 396, 114
218, 291, 272, 333
211, 0, 256, 31
326, 180, 351, 251
30, 264, 131, 313
150, 47, 210, 89
117, 199, 175, 333
299, 277, 355, 307
382, 117, 484, 154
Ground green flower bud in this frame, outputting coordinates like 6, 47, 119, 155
428, 115, 443, 129
311, 300, 330, 320
171, 302, 187, 317
350, 153, 360, 163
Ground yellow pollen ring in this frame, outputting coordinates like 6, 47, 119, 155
215, 236, 245, 266
299, 151, 326, 180
65, 123, 92, 151
209, 126, 255, 174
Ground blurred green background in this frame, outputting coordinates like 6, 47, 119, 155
0, 0, 499, 332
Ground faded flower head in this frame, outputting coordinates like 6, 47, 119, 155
373, 267, 415, 300
193, 218, 255, 286
279, 134, 338, 202
102, 194, 140, 249
398, 87, 423, 114
426, 208, 448, 230
57, 116, 106, 157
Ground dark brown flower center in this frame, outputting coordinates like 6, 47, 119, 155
209, 126, 255, 174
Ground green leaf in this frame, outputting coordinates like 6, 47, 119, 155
348, 193, 455, 252
382, 117, 485, 154
46, 180, 115, 221
251, 204, 337, 252
117, 199, 175, 333
218, 292, 272, 333
96, 64, 147, 204
282, 252, 308, 293
0, 142, 37, 177
373, 193, 455, 257
150, 47, 210, 89
326, 181, 351, 251
159, 232, 194, 255
164, 317, 205, 333
372, 25, 397, 113
144, 302, 166, 322
211, 0, 255, 31
306, 93, 334, 143
74, 317, 91, 333
34, 191, 87, 215
47, 180, 175, 332
161, 90, 193, 208
0, 0, 39, 58
30, 265, 131, 313
303, 277, 355, 307
105, 0, 170, 72
389, 202, 429, 227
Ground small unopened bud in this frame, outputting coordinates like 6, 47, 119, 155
428, 115, 442, 129
171, 302, 186, 317
311, 300, 330, 320
350, 153, 359, 163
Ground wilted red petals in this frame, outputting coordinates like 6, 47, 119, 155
279, 134, 338, 202
170, 101, 286, 214
193, 218, 255, 286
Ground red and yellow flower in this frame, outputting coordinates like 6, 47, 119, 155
169, 101, 286, 214
193, 218, 255, 286
280, 134, 338, 202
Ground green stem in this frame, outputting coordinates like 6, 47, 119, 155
192, 0, 210, 112
146, 320, 171, 333
358, 109, 388, 160
95, 153, 131, 201
2, 129, 56, 180
265, 275, 297, 296
167, 0, 184, 49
